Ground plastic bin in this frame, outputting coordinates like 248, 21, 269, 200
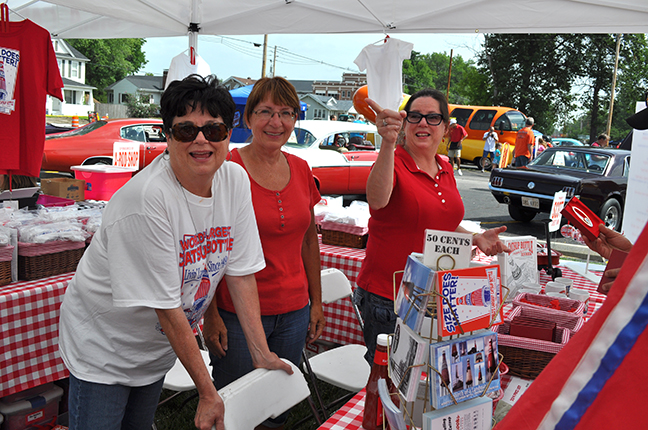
71, 165, 136, 201
0, 383, 64, 430
36, 194, 75, 207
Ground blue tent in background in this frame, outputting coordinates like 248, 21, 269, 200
229, 85, 308, 143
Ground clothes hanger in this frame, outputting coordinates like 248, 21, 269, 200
1, 3, 9, 33
371, 33, 390, 45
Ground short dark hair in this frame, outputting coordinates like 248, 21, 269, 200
598, 133, 609, 141
402, 89, 450, 126
244, 77, 301, 125
160, 74, 235, 132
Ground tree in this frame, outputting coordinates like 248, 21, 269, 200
66, 39, 148, 102
402, 51, 486, 105
476, 34, 583, 133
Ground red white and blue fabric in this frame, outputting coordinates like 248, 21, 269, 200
496, 221, 648, 430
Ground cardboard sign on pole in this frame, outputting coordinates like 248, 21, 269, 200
549, 191, 567, 232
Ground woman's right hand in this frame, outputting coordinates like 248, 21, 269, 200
366, 98, 406, 148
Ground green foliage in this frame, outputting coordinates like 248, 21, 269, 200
125, 94, 160, 118
402, 51, 487, 105
66, 38, 148, 102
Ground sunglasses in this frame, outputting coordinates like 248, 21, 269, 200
405, 112, 444, 126
169, 122, 229, 142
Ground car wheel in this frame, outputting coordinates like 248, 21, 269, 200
84, 158, 112, 166
477, 157, 493, 171
508, 205, 537, 222
600, 199, 622, 231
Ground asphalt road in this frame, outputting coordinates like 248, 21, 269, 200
456, 163, 576, 246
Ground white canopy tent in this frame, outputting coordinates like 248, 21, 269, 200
10, 0, 648, 45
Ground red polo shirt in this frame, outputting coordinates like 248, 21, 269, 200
357, 145, 465, 300
216, 149, 321, 315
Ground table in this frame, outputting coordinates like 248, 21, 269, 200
0, 273, 73, 398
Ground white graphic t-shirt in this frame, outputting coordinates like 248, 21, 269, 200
59, 155, 264, 386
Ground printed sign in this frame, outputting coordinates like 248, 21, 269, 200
113, 142, 140, 169
549, 191, 567, 232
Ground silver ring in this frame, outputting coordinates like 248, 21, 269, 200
383, 120, 388, 126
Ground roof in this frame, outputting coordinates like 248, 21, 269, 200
289, 80, 314, 94
106, 75, 164, 91
53, 39, 90, 61
61, 77, 96, 89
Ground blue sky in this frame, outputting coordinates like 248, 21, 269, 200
140, 33, 483, 82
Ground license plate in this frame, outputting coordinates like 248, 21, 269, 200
522, 196, 540, 209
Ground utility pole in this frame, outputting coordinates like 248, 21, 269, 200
261, 34, 268, 78
446, 49, 454, 100
272, 45, 278, 77
606, 34, 622, 139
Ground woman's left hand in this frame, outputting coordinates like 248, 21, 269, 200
307, 303, 325, 345
473, 226, 511, 256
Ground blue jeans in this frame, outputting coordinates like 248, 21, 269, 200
210, 304, 310, 427
68, 373, 164, 430
514, 155, 530, 167
352, 287, 397, 365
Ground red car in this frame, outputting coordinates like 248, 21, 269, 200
42, 119, 167, 173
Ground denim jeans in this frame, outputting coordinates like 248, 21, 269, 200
514, 155, 530, 167
68, 373, 164, 430
210, 304, 310, 427
353, 287, 397, 365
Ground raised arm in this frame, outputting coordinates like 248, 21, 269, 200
365, 98, 407, 210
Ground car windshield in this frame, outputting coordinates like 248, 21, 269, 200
530, 149, 610, 174
286, 128, 317, 149
45, 121, 106, 140
499, 111, 527, 132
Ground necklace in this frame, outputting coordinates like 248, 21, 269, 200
176, 176, 200, 235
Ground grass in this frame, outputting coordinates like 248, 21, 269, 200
153, 378, 353, 430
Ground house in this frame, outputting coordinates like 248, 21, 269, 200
312, 73, 366, 101
105, 75, 164, 106
48, 39, 95, 116
300, 94, 354, 120
222, 76, 257, 90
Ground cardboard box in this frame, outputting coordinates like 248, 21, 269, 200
40, 178, 85, 201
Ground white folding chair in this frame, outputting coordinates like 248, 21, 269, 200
302, 268, 371, 419
220, 359, 310, 430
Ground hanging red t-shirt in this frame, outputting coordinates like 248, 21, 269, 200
0, 19, 63, 177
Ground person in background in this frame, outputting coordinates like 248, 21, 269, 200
58, 75, 290, 430
330, 114, 337, 121
514, 117, 535, 167
592, 133, 609, 147
583, 224, 633, 294
492, 141, 503, 169
205, 77, 324, 430
536, 136, 547, 155
481, 126, 499, 172
446, 118, 468, 175
354, 89, 510, 364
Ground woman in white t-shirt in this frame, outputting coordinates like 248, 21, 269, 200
59, 75, 291, 430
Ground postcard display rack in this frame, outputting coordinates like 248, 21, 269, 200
385, 229, 509, 430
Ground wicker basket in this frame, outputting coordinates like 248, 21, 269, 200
321, 229, 368, 249
513, 292, 586, 316
0, 245, 13, 286
18, 241, 86, 281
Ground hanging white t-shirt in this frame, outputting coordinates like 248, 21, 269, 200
354, 38, 413, 111
59, 154, 264, 386
165, 52, 212, 89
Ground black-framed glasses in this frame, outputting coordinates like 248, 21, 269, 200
405, 112, 444, 126
169, 122, 229, 142
253, 109, 296, 122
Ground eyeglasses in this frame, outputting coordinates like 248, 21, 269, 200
405, 112, 444, 126
169, 122, 229, 142
253, 109, 296, 122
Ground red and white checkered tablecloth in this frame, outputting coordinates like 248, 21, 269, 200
319, 242, 366, 346
0, 273, 74, 398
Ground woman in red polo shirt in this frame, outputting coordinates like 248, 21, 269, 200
203, 77, 324, 429
355, 89, 510, 363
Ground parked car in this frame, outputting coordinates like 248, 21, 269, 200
42, 119, 167, 173
550, 137, 584, 147
232, 120, 381, 195
489, 146, 630, 231
436, 104, 527, 170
